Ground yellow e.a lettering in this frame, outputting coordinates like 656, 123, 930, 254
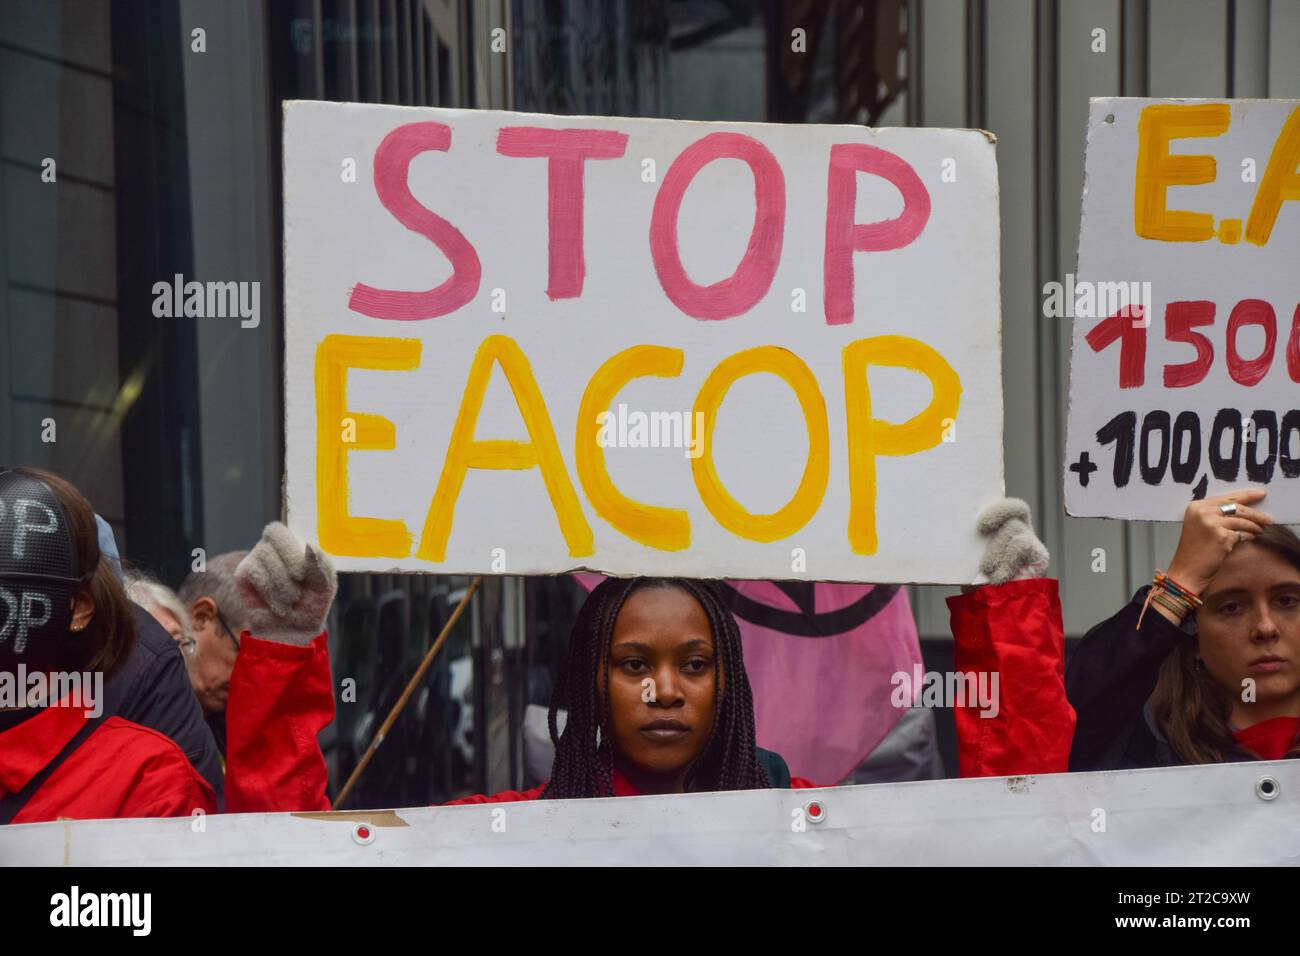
1134, 103, 1230, 241
1245, 105, 1300, 246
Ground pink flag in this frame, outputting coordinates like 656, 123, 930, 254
572, 575, 921, 784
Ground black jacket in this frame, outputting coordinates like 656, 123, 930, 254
1067, 586, 1262, 770
100, 605, 225, 802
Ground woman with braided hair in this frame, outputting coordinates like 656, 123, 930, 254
457, 496, 1082, 799
448, 576, 816, 803
203, 497, 1079, 805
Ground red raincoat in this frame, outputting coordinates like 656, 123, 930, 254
947, 578, 1076, 777
0, 707, 218, 824
0, 632, 333, 824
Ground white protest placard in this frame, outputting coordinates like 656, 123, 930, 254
283, 102, 1003, 582
1066, 98, 1300, 519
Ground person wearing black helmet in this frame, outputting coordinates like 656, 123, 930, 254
0, 467, 217, 824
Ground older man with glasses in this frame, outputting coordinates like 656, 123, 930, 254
177, 551, 254, 756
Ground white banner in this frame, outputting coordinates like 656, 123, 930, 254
2, 762, 1294, 865
283, 102, 1004, 583
1067, 98, 1300, 519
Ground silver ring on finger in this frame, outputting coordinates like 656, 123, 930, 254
1220, 502, 1239, 516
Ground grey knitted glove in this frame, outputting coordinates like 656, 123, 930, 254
235, 522, 338, 645
975, 498, 1050, 585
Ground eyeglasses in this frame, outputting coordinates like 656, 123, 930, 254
214, 606, 242, 651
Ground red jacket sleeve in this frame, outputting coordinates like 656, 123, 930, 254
224, 632, 334, 813
946, 578, 1076, 777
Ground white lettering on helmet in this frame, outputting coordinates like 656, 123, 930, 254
17, 591, 52, 654
11, 497, 59, 560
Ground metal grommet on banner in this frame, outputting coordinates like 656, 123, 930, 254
352, 822, 377, 845
1255, 776, 1280, 801
805, 799, 827, 824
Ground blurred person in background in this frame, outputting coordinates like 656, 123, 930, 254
177, 551, 248, 755
124, 570, 197, 667
134, 525, 336, 810
175, 532, 336, 817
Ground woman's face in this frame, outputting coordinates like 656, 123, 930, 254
605, 586, 719, 788
1197, 542, 1300, 710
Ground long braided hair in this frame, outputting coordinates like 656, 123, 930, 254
540, 576, 770, 799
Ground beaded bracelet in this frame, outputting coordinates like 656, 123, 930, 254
1137, 570, 1203, 628
1150, 588, 1189, 618
1153, 571, 1203, 608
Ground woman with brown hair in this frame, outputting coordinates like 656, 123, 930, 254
1068, 488, 1300, 769
0, 466, 218, 823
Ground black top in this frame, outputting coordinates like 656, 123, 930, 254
756, 747, 793, 787
205, 707, 227, 759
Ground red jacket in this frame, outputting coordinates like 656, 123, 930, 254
947, 578, 1076, 777
0, 632, 333, 824
222, 632, 333, 814
1, 707, 219, 824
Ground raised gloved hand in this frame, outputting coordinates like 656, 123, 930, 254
235, 522, 338, 645
974, 498, 1050, 586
